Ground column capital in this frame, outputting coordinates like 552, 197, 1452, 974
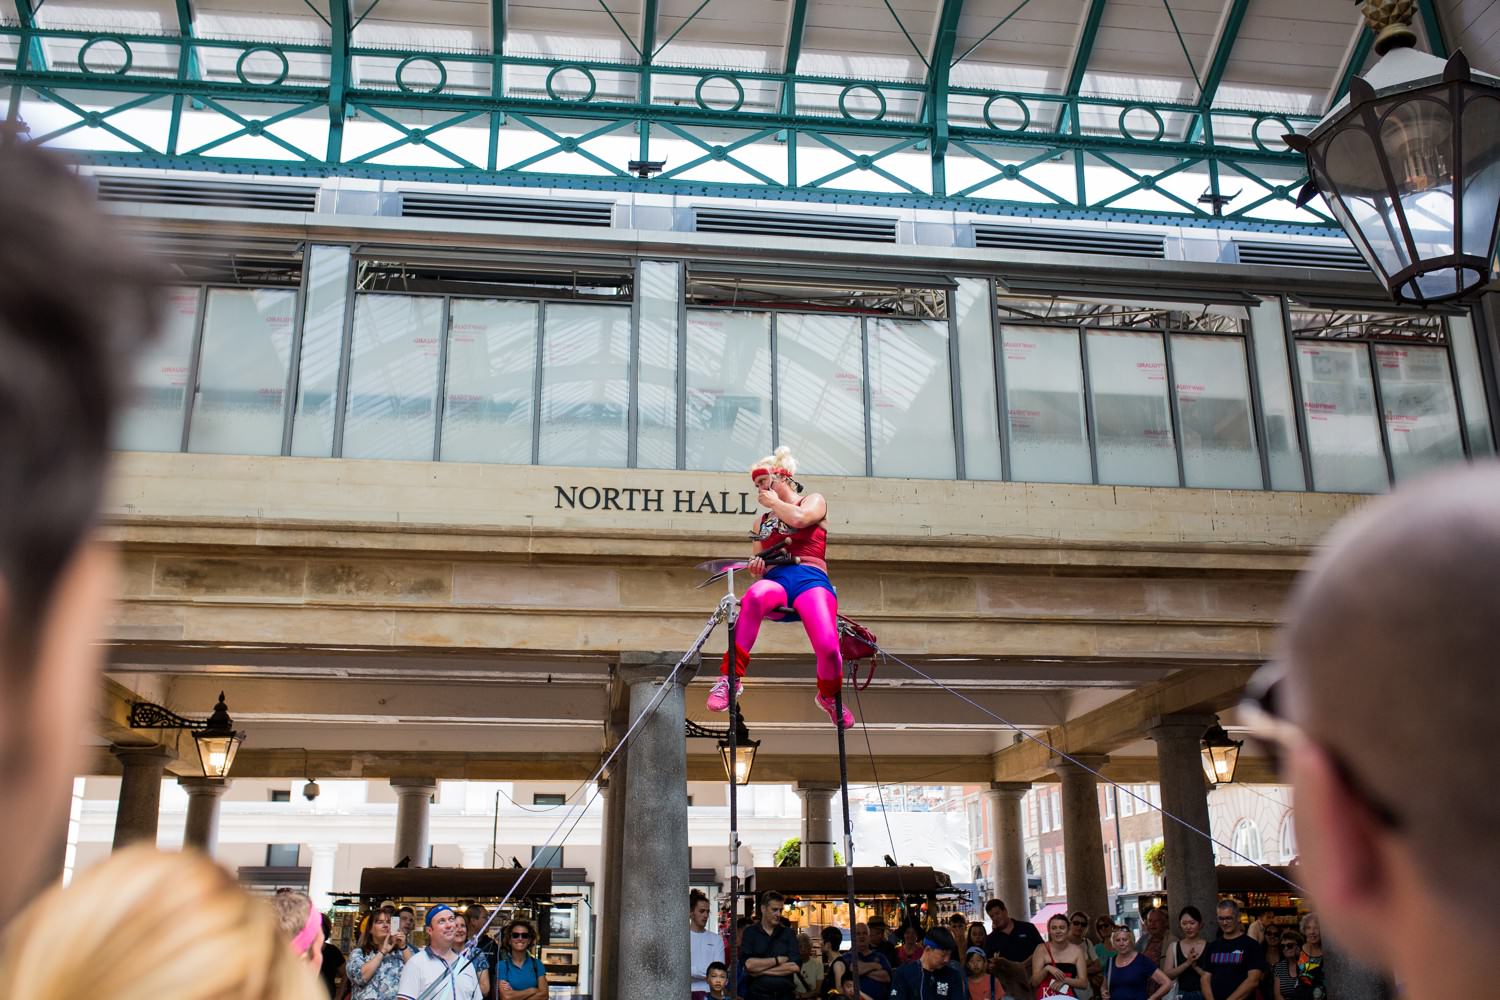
794, 781, 840, 795
178, 776, 228, 797
1148, 714, 1219, 741
1048, 754, 1109, 776
389, 777, 437, 795
618, 650, 696, 687
110, 744, 174, 768
986, 781, 1031, 798
309, 842, 341, 858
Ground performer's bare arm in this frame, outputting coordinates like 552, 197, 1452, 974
758, 489, 826, 528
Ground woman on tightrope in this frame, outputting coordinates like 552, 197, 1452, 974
706, 445, 853, 729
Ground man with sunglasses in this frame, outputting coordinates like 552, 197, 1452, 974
1248, 464, 1500, 1000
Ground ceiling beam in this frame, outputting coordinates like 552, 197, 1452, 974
1026, 753, 1279, 784
1415, 0, 1448, 58
489, 0, 506, 170
326, 0, 351, 162
1057, 0, 1109, 133
12, 0, 47, 72
989, 666, 1255, 782
1183, 0, 1250, 141
166, 0, 200, 155
925, 0, 967, 196
638, 0, 659, 104
778, 0, 811, 115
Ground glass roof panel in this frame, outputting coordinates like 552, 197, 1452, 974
506, 0, 645, 63
1214, 0, 1361, 115
949, 0, 1090, 94
1080, 0, 1222, 102
33, 0, 177, 32
194, 0, 331, 44
798, 0, 942, 78
652, 0, 787, 72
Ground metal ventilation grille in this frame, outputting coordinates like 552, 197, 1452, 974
973, 223, 1166, 259
1233, 240, 1369, 271
693, 208, 898, 243
94, 175, 319, 212
399, 191, 615, 227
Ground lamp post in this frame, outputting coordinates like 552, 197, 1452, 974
1200, 722, 1244, 786
1285, 0, 1500, 305
128, 691, 245, 779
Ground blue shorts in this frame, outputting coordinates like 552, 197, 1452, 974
764, 564, 836, 615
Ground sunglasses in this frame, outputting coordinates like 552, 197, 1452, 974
1240, 662, 1402, 830
511, 932, 533, 940
1070, 921, 1087, 927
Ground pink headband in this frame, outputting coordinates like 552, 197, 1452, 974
291, 899, 321, 955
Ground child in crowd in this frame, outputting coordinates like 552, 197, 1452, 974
965, 946, 999, 1000
840, 970, 875, 1000
706, 960, 732, 1000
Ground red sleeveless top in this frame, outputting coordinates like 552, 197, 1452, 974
757, 500, 828, 570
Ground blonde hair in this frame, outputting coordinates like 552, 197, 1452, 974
750, 445, 797, 479
0, 847, 327, 1000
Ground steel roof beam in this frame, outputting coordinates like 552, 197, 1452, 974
1328, 26, 1373, 109
638, 0, 658, 102
925, 0, 966, 196
1184, 0, 1249, 142
13, 0, 47, 73
1416, 0, 1448, 57
779, 0, 811, 114
327, 0, 350, 161
1057, 0, 1108, 133
489, 0, 506, 170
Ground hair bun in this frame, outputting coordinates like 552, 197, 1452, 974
773, 445, 793, 460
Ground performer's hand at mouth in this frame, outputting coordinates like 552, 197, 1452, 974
757, 488, 778, 508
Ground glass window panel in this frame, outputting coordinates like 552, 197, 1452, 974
538, 303, 631, 468
291, 245, 352, 457
954, 278, 1003, 479
869, 318, 957, 479
636, 261, 680, 470
1374, 344, 1465, 482
1170, 334, 1262, 489
117, 286, 200, 452
1447, 314, 1494, 456
1086, 329, 1179, 487
186, 288, 297, 456
776, 313, 866, 477
1248, 299, 1306, 490
1296, 341, 1387, 492
685, 310, 772, 472
342, 294, 443, 461
1001, 325, 1091, 484
440, 299, 538, 465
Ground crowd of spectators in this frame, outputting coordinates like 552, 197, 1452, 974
696, 891, 1344, 1000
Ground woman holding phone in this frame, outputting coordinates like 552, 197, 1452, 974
346, 908, 409, 1000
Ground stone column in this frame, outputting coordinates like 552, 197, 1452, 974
308, 843, 340, 912
796, 782, 838, 867
1050, 755, 1110, 921
179, 777, 228, 855
391, 778, 437, 867
985, 782, 1031, 917
111, 745, 173, 850
595, 764, 627, 1000
1149, 715, 1220, 925
616, 651, 692, 1000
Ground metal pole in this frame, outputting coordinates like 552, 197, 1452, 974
492, 789, 500, 867
835, 690, 857, 936
725, 566, 741, 982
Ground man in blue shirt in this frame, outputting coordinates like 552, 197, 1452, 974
890, 928, 965, 999
852, 924, 894, 1000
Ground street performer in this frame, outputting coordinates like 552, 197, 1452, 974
705, 446, 853, 728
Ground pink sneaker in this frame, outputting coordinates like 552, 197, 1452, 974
815, 692, 855, 729
706, 676, 743, 712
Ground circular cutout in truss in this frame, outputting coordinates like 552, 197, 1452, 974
1118, 105, 1166, 142
395, 55, 448, 95
1252, 114, 1295, 154
78, 36, 133, 76
545, 64, 597, 103
982, 94, 1031, 133
838, 84, 887, 122
235, 45, 290, 87
694, 74, 746, 113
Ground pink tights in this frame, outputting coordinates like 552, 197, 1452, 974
724, 579, 843, 698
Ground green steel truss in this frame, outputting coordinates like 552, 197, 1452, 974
0, 16, 1335, 232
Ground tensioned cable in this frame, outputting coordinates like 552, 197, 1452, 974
410, 607, 726, 1000
850, 678, 908, 906
866, 642, 1305, 894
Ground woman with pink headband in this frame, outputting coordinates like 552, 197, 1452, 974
706, 446, 853, 728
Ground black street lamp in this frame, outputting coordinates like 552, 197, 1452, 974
686, 709, 761, 786
1200, 722, 1244, 786
1286, 0, 1500, 305
128, 691, 246, 779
